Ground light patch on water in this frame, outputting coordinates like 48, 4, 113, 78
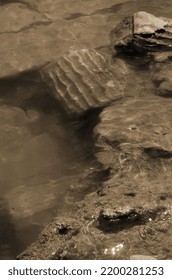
103, 243, 124, 256
106, 80, 115, 88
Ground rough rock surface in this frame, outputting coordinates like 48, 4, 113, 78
111, 11, 172, 53
18, 175, 172, 259
0, 0, 123, 78
0, 3, 48, 33
1, 0, 172, 78
94, 97, 172, 178
40, 49, 128, 115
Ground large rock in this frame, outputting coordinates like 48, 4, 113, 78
94, 96, 172, 178
111, 11, 172, 53
40, 49, 128, 115
17, 94, 172, 260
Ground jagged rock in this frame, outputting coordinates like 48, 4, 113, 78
134, 12, 166, 34
0, 3, 49, 33
98, 206, 159, 229
94, 96, 172, 178
111, 11, 172, 53
40, 49, 128, 115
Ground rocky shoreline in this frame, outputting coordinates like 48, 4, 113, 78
0, 1, 171, 260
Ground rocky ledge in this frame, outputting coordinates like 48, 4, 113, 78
18, 96, 172, 260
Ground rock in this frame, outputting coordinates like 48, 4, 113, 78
111, 11, 172, 53
40, 49, 127, 115
17, 179, 172, 259
98, 206, 154, 228
150, 52, 172, 63
134, 11, 166, 35
17, 217, 82, 260
110, 15, 133, 52
94, 96, 172, 177
53, 222, 79, 236
130, 255, 157, 260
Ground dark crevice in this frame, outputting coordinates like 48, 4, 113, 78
65, 12, 88, 20
140, 33, 154, 38
144, 147, 172, 158
104, 139, 121, 149
98, 206, 167, 233
156, 28, 166, 34
158, 89, 172, 98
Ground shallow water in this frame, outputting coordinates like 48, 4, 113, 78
0, 0, 172, 259
0, 73, 99, 259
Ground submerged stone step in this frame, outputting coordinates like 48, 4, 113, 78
94, 96, 172, 178
0, 3, 49, 34
40, 49, 128, 115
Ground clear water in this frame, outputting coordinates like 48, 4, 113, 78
0, 0, 172, 259
0, 73, 98, 259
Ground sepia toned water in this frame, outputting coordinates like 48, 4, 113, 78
0, 0, 172, 259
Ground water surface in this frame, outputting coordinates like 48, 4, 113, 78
0, 0, 172, 259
